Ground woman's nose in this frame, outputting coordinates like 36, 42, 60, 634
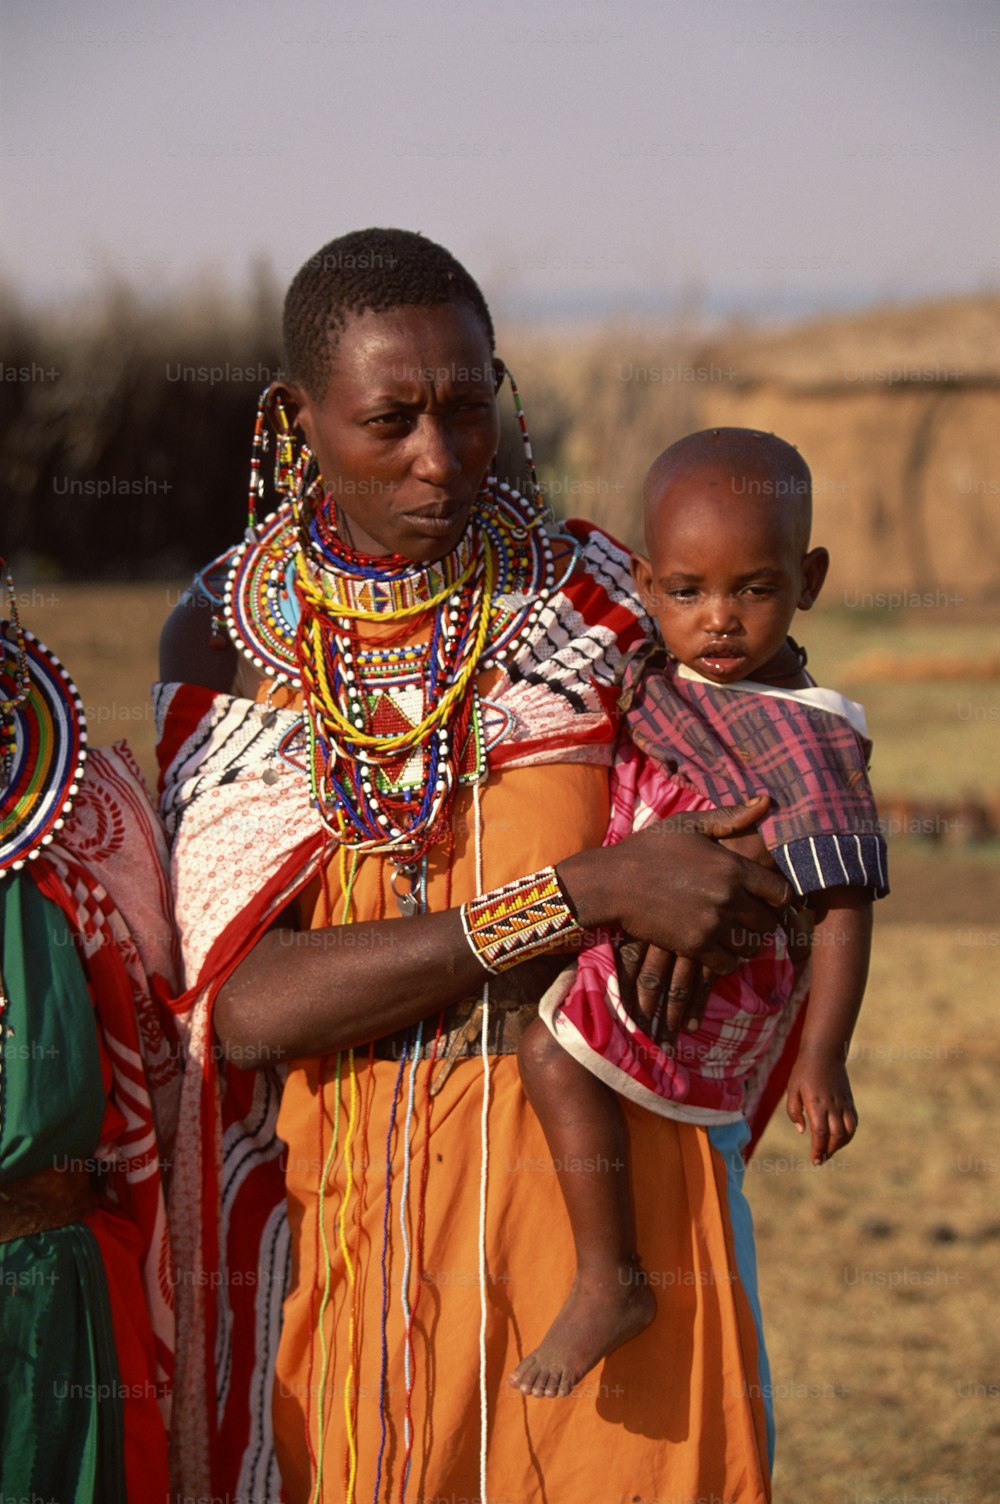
411, 417, 462, 484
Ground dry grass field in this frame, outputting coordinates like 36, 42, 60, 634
18, 581, 1000, 1501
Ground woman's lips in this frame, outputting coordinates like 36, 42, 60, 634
402, 504, 468, 536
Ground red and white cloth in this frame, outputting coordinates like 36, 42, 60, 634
32, 743, 181, 1433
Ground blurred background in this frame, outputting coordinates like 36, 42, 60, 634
3, 2, 998, 1496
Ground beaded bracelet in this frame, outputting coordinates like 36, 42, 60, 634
460, 866, 584, 975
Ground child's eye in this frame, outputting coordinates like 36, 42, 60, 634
666, 588, 700, 601
743, 585, 776, 598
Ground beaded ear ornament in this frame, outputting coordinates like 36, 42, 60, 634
225, 370, 574, 860
0, 560, 87, 877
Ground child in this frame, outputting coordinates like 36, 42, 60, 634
511, 426, 888, 1399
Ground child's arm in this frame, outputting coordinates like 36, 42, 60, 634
786, 887, 873, 1164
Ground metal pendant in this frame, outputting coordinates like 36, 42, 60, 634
391, 859, 421, 918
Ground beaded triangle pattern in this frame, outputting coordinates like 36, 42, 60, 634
224, 480, 576, 857
460, 867, 582, 973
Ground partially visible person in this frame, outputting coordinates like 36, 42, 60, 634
0, 562, 180, 1502
158, 231, 797, 1504
514, 428, 888, 1399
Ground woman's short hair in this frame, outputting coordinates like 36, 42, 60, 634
283, 227, 495, 396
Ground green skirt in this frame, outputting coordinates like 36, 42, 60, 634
0, 872, 127, 1502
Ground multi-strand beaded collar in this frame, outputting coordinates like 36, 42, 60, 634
225, 391, 573, 861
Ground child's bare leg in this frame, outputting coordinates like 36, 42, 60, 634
509, 1018, 656, 1399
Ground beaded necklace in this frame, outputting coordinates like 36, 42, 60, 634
225, 377, 571, 861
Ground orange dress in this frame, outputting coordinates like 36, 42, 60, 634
273, 765, 773, 1503
159, 513, 773, 1503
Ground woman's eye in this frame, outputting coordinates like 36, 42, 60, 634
452, 398, 493, 418
367, 411, 411, 429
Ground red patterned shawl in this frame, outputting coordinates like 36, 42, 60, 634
30, 743, 181, 1422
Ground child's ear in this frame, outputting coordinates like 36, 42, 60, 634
798, 546, 829, 610
630, 552, 657, 611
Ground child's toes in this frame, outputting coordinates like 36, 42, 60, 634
510, 1355, 540, 1394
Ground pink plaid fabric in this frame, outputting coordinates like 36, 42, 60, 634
546, 734, 796, 1122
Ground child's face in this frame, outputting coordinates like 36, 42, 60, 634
631, 461, 827, 683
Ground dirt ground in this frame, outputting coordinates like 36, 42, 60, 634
15, 582, 1000, 1502
755, 881, 999, 1502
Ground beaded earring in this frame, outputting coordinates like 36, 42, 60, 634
502, 365, 548, 522
245, 387, 319, 536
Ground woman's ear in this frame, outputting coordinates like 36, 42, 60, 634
798, 546, 830, 610
492, 357, 506, 393
264, 380, 309, 439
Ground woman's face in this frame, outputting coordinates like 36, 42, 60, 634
282, 302, 502, 562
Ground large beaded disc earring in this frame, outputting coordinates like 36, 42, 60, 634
0, 558, 87, 875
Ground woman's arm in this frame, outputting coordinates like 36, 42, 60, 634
215, 799, 793, 1064
162, 604, 794, 1064
159, 589, 265, 699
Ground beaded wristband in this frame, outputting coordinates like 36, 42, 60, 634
460, 866, 584, 975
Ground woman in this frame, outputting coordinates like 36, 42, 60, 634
158, 228, 792, 1503
1, 564, 178, 1502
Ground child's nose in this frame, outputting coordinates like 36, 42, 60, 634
703, 597, 742, 632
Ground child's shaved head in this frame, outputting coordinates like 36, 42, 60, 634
643, 427, 813, 555
632, 426, 828, 685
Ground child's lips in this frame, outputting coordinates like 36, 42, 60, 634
695, 647, 746, 676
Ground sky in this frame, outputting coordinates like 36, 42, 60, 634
2, 0, 998, 324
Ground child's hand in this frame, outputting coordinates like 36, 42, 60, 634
786, 1053, 858, 1165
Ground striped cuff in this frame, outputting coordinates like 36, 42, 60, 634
773, 833, 889, 899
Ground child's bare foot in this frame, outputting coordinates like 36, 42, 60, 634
508, 1265, 656, 1398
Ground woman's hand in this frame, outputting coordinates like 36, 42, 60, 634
560, 795, 792, 964
614, 804, 784, 1041
560, 795, 793, 1040
617, 943, 716, 1046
